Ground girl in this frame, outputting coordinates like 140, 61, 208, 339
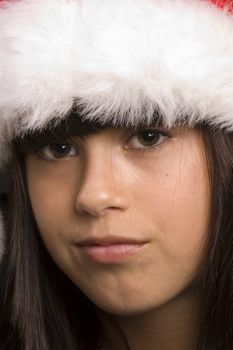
0, 0, 233, 349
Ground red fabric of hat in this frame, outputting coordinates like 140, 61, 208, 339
209, 0, 233, 11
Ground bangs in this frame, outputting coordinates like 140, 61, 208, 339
14, 108, 167, 155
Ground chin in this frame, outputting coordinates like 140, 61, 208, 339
86, 282, 197, 317
89, 293, 174, 317
97, 303, 154, 317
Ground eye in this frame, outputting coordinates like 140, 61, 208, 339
39, 143, 77, 160
126, 129, 168, 150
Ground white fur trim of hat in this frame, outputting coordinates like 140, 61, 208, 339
0, 0, 233, 166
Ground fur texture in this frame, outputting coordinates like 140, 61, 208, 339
0, 0, 233, 165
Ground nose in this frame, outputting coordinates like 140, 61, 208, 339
75, 146, 129, 217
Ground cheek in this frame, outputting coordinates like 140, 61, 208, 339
26, 160, 78, 247
134, 141, 210, 272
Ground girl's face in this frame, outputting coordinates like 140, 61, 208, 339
26, 126, 210, 315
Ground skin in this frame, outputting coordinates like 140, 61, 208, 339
26, 126, 210, 349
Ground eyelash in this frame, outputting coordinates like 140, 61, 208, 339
31, 128, 170, 161
36, 142, 77, 161
125, 128, 170, 153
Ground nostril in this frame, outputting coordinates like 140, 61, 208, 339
75, 189, 129, 217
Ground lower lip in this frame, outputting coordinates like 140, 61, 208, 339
78, 243, 146, 263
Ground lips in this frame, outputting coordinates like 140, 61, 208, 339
75, 236, 148, 263
77, 236, 146, 246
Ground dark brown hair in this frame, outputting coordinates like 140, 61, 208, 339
1, 118, 233, 349
196, 126, 233, 349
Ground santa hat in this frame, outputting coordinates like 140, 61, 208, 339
0, 0, 233, 259
0, 0, 233, 156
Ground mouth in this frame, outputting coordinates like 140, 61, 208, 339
75, 236, 148, 263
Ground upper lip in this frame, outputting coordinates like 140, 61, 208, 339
76, 236, 148, 247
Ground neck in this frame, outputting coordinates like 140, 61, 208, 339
97, 288, 202, 350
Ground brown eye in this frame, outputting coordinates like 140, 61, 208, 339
39, 143, 77, 160
137, 131, 161, 147
126, 129, 168, 149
